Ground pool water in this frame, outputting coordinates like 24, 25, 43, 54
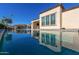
0, 30, 79, 55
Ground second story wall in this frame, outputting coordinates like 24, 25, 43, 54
62, 7, 79, 29
40, 6, 62, 30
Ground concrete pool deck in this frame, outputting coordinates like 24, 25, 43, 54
0, 29, 6, 41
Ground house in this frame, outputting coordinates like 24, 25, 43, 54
14, 24, 31, 30
27, 24, 31, 30
39, 4, 64, 30
15, 24, 27, 30
62, 6, 79, 30
39, 4, 79, 30
31, 19, 40, 30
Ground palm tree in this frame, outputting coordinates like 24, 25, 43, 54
0, 16, 12, 29
2, 17, 12, 26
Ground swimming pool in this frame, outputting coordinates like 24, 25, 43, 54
0, 30, 79, 55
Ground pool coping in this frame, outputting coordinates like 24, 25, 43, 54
0, 29, 6, 41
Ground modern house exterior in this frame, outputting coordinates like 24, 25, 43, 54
38, 4, 79, 30
31, 19, 40, 30
39, 5, 63, 30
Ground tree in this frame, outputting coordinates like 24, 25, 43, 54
0, 16, 13, 29
2, 17, 12, 26
0, 23, 7, 29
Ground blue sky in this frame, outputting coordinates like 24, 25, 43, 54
0, 3, 79, 25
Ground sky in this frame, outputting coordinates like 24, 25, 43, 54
0, 3, 79, 25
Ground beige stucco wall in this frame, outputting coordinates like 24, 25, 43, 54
31, 19, 39, 30
40, 6, 62, 30
62, 8, 79, 29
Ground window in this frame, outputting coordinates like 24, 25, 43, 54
41, 13, 56, 26
46, 15, 49, 25
42, 17, 45, 26
50, 13, 56, 25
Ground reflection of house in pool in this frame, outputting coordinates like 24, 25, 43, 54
39, 31, 61, 52
39, 30, 79, 53
16, 30, 31, 34
31, 30, 40, 39
31, 19, 40, 30
62, 31, 79, 52
16, 30, 27, 33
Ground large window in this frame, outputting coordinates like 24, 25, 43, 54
50, 13, 56, 25
41, 13, 56, 26
42, 17, 45, 26
46, 15, 49, 25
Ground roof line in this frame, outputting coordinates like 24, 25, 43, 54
40, 3, 64, 14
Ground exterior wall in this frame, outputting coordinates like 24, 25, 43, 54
62, 8, 79, 29
40, 6, 62, 30
31, 19, 39, 30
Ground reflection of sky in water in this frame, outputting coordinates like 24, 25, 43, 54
0, 30, 79, 55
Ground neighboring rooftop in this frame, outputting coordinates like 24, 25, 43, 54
40, 3, 79, 14
63, 5, 79, 12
